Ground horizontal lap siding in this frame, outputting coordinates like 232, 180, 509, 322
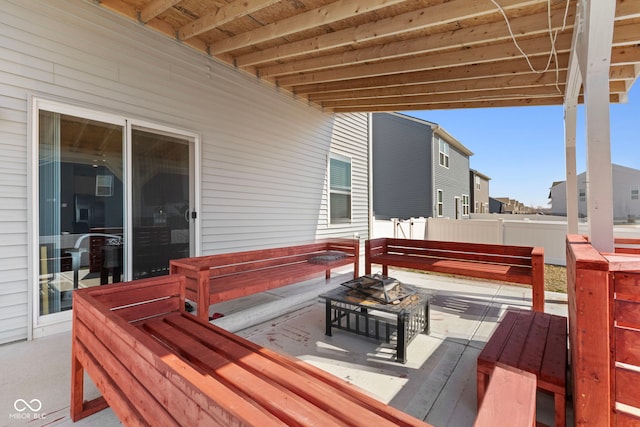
0, 5, 30, 342
0, 0, 369, 342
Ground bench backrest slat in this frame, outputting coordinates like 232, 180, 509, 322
385, 238, 534, 257
366, 237, 544, 312
74, 276, 185, 323
172, 241, 355, 271
385, 245, 533, 267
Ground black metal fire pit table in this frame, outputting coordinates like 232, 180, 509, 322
319, 277, 430, 364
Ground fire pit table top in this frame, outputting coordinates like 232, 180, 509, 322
320, 275, 429, 314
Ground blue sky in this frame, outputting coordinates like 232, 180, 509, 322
405, 84, 640, 208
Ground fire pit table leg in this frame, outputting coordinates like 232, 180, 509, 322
424, 299, 431, 335
397, 311, 409, 364
325, 299, 332, 336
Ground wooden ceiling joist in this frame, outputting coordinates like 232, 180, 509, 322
91, 0, 640, 113
208, 0, 408, 56
139, 0, 181, 23
178, 0, 281, 41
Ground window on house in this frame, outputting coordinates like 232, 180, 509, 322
462, 194, 470, 216
475, 176, 480, 190
632, 186, 639, 200
579, 188, 586, 202
439, 139, 449, 168
437, 189, 443, 217
329, 154, 352, 224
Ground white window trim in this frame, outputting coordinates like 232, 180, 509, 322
328, 152, 353, 226
436, 189, 444, 217
438, 138, 450, 169
462, 194, 470, 216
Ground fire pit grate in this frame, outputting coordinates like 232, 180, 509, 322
340, 274, 416, 304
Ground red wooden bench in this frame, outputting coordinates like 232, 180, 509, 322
71, 275, 539, 426
477, 309, 568, 427
474, 364, 537, 427
170, 239, 359, 321
365, 238, 545, 312
70, 275, 428, 426
614, 237, 640, 255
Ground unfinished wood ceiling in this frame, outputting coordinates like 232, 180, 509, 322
95, 0, 640, 112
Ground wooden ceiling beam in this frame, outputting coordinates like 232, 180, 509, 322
330, 96, 571, 112
609, 64, 639, 79
611, 45, 640, 66
178, 0, 279, 41
615, 0, 640, 20
329, 93, 622, 113
308, 71, 570, 102
139, 0, 182, 23
239, 6, 574, 69
319, 79, 626, 107
253, 10, 574, 76
98, 0, 138, 20
231, 0, 549, 64
208, 0, 408, 55
292, 54, 570, 95
320, 86, 567, 109
612, 19, 640, 46
277, 33, 573, 87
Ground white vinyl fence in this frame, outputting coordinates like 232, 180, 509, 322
372, 217, 640, 266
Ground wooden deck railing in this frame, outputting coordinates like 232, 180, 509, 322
567, 235, 640, 426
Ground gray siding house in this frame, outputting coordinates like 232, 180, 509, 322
0, 1, 370, 344
550, 164, 640, 223
470, 170, 491, 213
372, 113, 473, 220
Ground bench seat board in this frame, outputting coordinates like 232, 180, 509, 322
140, 313, 426, 426
477, 309, 567, 427
370, 254, 533, 284
71, 277, 431, 427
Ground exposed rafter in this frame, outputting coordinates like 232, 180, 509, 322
93, 0, 640, 113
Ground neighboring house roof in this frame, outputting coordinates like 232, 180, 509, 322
549, 164, 640, 193
471, 169, 491, 181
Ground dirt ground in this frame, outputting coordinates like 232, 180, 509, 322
544, 264, 568, 293
401, 264, 569, 294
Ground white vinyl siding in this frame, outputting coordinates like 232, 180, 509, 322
0, 0, 369, 342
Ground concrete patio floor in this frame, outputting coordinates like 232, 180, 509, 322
0, 269, 572, 426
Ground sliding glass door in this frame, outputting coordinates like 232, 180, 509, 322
130, 127, 193, 279
36, 101, 197, 322
38, 109, 125, 315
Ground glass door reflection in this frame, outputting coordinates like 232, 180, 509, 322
131, 128, 191, 279
38, 110, 124, 315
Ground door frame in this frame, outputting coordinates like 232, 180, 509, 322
126, 119, 201, 281
30, 97, 201, 338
